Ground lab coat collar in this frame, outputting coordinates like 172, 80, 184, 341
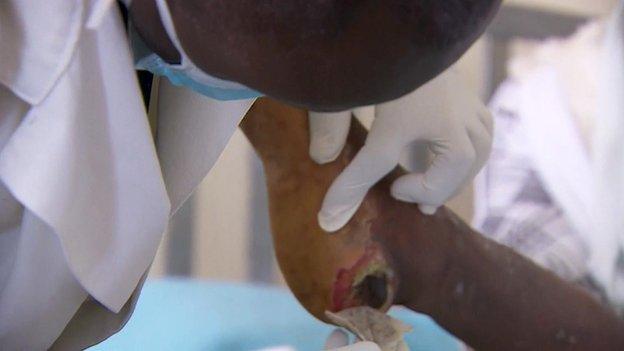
0, 0, 122, 106
0, 0, 84, 106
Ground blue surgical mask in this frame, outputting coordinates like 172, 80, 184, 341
134, 0, 262, 101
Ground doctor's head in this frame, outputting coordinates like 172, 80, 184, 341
130, 0, 501, 111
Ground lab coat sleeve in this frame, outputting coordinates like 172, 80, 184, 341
0, 0, 83, 106
0, 1, 170, 349
48, 32, 259, 351
0, 0, 171, 314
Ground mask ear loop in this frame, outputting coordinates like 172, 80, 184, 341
148, 0, 261, 95
154, 0, 192, 69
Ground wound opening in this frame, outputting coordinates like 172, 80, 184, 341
356, 273, 389, 309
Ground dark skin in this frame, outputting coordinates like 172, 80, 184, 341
240, 98, 624, 350
386, 209, 624, 350
128, 0, 501, 111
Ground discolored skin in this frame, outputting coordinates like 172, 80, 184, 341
240, 98, 624, 351
240, 98, 400, 320
129, 0, 501, 111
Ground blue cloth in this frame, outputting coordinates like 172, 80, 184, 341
91, 279, 460, 351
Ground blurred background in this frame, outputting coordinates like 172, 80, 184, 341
147, 0, 619, 286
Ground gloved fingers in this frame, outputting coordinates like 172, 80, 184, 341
327, 342, 381, 351
309, 111, 352, 164
391, 132, 476, 214
324, 329, 350, 349
318, 139, 403, 232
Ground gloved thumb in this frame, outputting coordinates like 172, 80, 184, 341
319, 139, 402, 232
309, 111, 352, 164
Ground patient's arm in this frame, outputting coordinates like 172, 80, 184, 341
390, 211, 624, 351
128, 0, 501, 111
240, 98, 624, 351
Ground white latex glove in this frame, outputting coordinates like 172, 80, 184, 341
309, 69, 493, 232
324, 329, 381, 351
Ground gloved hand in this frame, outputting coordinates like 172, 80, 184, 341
324, 329, 381, 351
309, 68, 493, 232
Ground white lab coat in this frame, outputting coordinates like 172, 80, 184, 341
0, 1, 255, 349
